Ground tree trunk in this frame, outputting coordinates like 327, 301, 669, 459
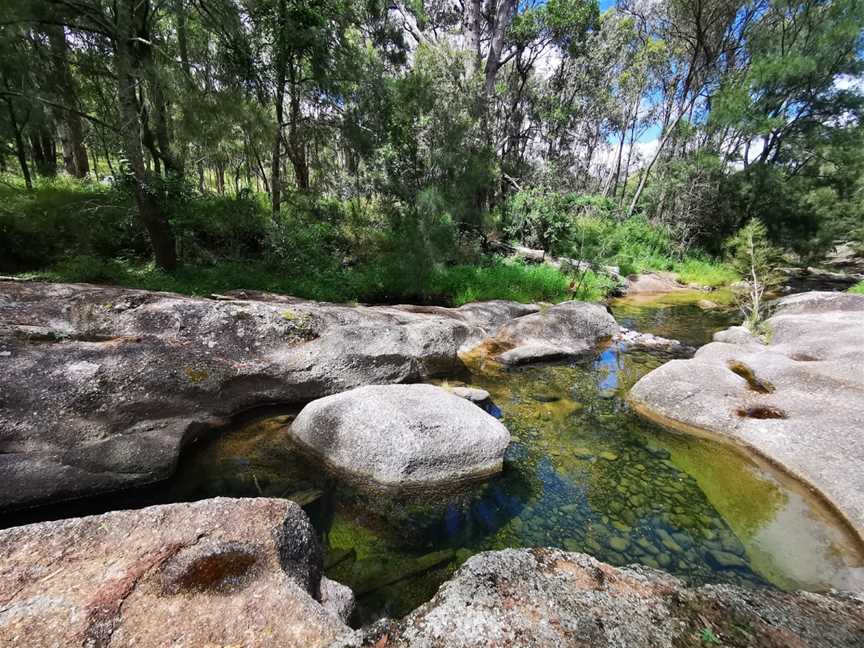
30, 127, 57, 177
47, 25, 89, 177
287, 73, 309, 191
270, 0, 287, 214
463, 0, 482, 73
483, 0, 517, 99
215, 161, 225, 194
115, 0, 177, 270
5, 99, 33, 190
626, 98, 696, 219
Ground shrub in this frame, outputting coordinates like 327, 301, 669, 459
173, 192, 269, 262
725, 218, 781, 331
0, 176, 143, 272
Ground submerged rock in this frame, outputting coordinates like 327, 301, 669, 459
630, 291, 864, 536
615, 327, 695, 356
289, 384, 510, 490
334, 548, 864, 648
0, 498, 350, 647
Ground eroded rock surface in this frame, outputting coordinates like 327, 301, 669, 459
0, 282, 615, 510
332, 548, 864, 648
0, 498, 350, 647
630, 291, 864, 536
290, 384, 510, 489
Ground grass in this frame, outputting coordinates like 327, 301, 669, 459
673, 258, 739, 287
20, 255, 599, 306
850, 281, 864, 294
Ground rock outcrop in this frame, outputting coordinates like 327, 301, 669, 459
0, 282, 615, 511
629, 291, 864, 537
333, 548, 864, 648
290, 384, 510, 490
0, 498, 351, 647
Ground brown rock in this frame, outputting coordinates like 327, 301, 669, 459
0, 498, 350, 647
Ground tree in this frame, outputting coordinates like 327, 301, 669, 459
725, 218, 780, 331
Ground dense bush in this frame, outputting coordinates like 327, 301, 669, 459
0, 176, 145, 272
6, 175, 745, 305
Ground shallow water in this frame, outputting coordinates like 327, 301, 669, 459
6, 291, 863, 626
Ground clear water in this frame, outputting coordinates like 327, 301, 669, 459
6, 291, 863, 626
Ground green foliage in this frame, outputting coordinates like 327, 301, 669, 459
699, 627, 721, 645
0, 175, 144, 272
504, 188, 582, 254
849, 281, 864, 295
725, 219, 781, 331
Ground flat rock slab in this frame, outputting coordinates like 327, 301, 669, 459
0, 498, 349, 647
290, 384, 510, 489
630, 291, 864, 537
333, 548, 864, 647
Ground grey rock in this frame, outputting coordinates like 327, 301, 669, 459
0, 498, 349, 647
289, 384, 510, 490
0, 282, 534, 511
497, 343, 575, 366
450, 386, 491, 402
713, 325, 762, 345
320, 577, 355, 624
615, 328, 694, 356
491, 301, 618, 365
630, 291, 864, 536
330, 548, 864, 648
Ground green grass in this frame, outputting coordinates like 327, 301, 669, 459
20, 255, 598, 306
673, 258, 739, 287
850, 281, 864, 294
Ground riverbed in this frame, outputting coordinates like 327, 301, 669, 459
5, 291, 862, 626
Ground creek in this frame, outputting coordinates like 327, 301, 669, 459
6, 290, 863, 626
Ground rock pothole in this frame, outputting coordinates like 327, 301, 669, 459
736, 405, 787, 420
161, 541, 260, 595
727, 360, 774, 393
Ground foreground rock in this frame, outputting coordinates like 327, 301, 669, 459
290, 384, 510, 490
333, 548, 864, 648
0, 282, 614, 510
630, 291, 864, 536
488, 301, 618, 366
0, 498, 350, 647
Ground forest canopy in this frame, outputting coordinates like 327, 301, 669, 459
0, 0, 862, 303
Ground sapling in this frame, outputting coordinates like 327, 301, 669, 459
724, 218, 781, 333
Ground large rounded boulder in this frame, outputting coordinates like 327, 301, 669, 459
492, 301, 618, 366
289, 384, 510, 490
